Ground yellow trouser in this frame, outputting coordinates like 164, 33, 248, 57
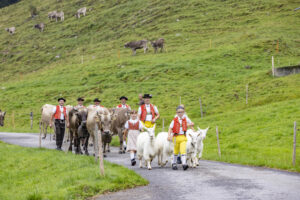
141, 121, 155, 128
173, 134, 187, 155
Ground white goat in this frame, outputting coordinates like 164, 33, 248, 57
194, 127, 209, 166
186, 129, 201, 168
136, 125, 156, 170
155, 132, 174, 167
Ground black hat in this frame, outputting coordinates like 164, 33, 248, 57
77, 97, 84, 101
58, 97, 66, 102
143, 94, 152, 99
94, 98, 101, 102
119, 96, 128, 100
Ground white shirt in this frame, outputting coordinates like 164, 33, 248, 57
169, 116, 192, 135
52, 106, 65, 120
75, 105, 85, 109
138, 104, 159, 121
116, 104, 131, 110
174, 114, 192, 123
124, 119, 143, 130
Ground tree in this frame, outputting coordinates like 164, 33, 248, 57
0, 0, 20, 9
29, 5, 38, 17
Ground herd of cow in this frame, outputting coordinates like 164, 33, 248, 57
0, 105, 209, 169
40, 104, 130, 156
4, 6, 165, 55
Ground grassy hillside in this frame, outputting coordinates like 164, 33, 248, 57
0, 141, 147, 200
0, 0, 300, 171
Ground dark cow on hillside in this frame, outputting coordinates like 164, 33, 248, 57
124, 40, 148, 55
68, 107, 89, 155
0, 110, 6, 126
151, 38, 165, 53
34, 23, 45, 32
111, 108, 130, 153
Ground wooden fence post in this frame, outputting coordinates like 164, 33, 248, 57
39, 120, 42, 148
12, 111, 15, 129
81, 55, 84, 64
199, 97, 203, 118
30, 112, 33, 130
246, 84, 249, 104
95, 122, 105, 176
49, 126, 52, 141
272, 56, 275, 77
293, 121, 297, 166
216, 126, 221, 158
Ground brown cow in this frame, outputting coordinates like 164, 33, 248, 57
68, 107, 88, 154
151, 38, 165, 53
87, 105, 113, 160
124, 40, 148, 55
111, 108, 130, 154
0, 110, 6, 126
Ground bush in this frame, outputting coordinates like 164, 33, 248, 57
29, 5, 38, 17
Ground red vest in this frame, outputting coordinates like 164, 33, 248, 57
172, 117, 187, 134
140, 104, 155, 122
128, 121, 139, 130
54, 105, 67, 119
118, 104, 129, 108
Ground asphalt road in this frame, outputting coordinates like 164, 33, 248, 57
1, 132, 300, 200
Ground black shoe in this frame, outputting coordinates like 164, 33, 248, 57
177, 156, 182, 164
172, 163, 178, 170
131, 159, 136, 166
183, 164, 189, 171
56, 147, 62, 151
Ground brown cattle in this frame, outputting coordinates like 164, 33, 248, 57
87, 106, 113, 159
124, 40, 148, 55
68, 107, 88, 154
0, 110, 6, 126
111, 108, 130, 154
151, 38, 165, 53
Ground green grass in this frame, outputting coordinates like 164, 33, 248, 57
0, 0, 300, 172
0, 141, 148, 200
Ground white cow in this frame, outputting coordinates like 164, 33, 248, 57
155, 132, 173, 167
55, 11, 64, 22
40, 104, 72, 140
40, 104, 55, 139
48, 11, 57, 21
5, 27, 15, 35
76, 7, 87, 18
137, 125, 156, 170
